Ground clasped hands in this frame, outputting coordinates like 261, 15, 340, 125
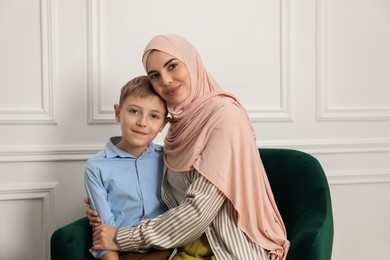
84, 198, 120, 251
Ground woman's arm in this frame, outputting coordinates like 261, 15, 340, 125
93, 172, 226, 252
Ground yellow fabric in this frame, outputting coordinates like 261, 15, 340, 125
173, 234, 215, 260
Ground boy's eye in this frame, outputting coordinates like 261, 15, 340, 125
129, 109, 139, 114
151, 114, 160, 119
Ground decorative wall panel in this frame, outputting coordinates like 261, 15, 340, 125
0, 182, 57, 259
0, 0, 57, 124
86, 0, 292, 124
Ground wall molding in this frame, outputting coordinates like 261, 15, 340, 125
86, 0, 292, 124
0, 0, 58, 125
1, 139, 390, 162
1, 141, 389, 187
1, 141, 389, 186
0, 182, 58, 259
0, 144, 101, 162
258, 138, 390, 154
315, 0, 390, 122
248, 0, 292, 122
327, 170, 390, 185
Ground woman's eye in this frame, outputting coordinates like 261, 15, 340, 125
149, 74, 158, 80
168, 63, 177, 71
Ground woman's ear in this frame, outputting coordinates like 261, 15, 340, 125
114, 104, 121, 122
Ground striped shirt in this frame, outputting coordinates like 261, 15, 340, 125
117, 169, 269, 260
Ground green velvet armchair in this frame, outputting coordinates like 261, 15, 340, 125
51, 148, 333, 260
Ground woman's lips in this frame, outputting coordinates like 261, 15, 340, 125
167, 86, 180, 96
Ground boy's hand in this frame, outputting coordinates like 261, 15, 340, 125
84, 197, 101, 226
92, 224, 120, 251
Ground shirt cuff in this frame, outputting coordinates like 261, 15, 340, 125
89, 248, 108, 259
116, 226, 144, 251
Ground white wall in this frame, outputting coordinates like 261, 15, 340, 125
0, 0, 389, 259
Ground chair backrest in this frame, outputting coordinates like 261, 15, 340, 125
259, 148, 334, 260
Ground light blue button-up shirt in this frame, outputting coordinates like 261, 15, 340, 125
84, 137, 168, 258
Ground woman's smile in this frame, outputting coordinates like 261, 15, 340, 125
166, 85, 180, 96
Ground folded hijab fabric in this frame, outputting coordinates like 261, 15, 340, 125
142, 34, 289, 260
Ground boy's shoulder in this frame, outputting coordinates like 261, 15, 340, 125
87, 137, 120, 163
147, 142, 164, 157
152, 142, 164, 151
86, 149, 106, 164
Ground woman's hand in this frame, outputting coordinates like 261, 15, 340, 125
84, 197, 101, 227
92, 224, 119, 251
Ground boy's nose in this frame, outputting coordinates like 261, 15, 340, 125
136, 116, 147, 127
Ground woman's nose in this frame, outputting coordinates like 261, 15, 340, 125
161, 71, 172, 85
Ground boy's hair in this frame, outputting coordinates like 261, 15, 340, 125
119, 76, 167, 115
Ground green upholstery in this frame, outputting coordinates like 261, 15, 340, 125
259, 149, 333, 260
51, 217, 94, 260
50, 148, 333, 260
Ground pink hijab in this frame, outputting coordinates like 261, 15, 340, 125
142, 34, 289, 260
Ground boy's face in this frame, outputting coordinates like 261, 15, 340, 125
114, 95, 167, 157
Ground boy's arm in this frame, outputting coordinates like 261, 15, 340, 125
101, 251, 119, 260
84, 163, 117, 226
84, 163, 118, 258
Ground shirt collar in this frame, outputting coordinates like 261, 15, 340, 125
104, 136, 162, 159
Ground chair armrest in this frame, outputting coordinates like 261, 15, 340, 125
51, 217, 94, 260
286, 188, 333, 260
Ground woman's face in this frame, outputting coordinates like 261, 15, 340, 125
145, 50, 192, 106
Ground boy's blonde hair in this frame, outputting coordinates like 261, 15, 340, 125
119, 76, 167, 115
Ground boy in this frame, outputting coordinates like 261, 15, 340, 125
84, 76, 169, 260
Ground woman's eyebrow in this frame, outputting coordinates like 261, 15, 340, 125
147, 70, 156, 76
163, 58, 177, 68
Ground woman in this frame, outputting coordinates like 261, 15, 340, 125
88, 34, 289, 260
